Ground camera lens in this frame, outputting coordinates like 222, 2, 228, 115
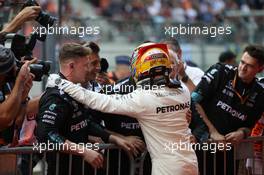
36, 11, 57, 28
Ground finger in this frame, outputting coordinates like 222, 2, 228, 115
95, 157, 102, 168
225, 133, 232, 138
126, 142, 137, 154
134, 150, 139, 157
129, 136, 142, 143
29, 73, 35, 79
136, 143, 146, 152
132, 146, 139, 157
29, 6, 41, 14
135, 139, 144, 144
125, 142, 134, 152
225, 135, 233, 141
99, 155, 104, 168
99, 160, 103, 169
133, 142, 142, 150
23, 76, 31, 85
31, 6, 41, 11
98, 154, 104, 162
133, 136, 141, 139
27, 73, 35, 81
93, 158, 101, 169
22, 61, 31, 68
25, 81, 33, 88
29, 57, 38, 64
136, 139, 145, 146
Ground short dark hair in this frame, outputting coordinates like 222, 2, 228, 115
83, 42, 100, 54
163, 38, 181, 52
59, 43, 91, 63
244, 45, 264, 65
219, 51, 236, 63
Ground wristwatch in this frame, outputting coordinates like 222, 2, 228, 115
181, 74, 189, 83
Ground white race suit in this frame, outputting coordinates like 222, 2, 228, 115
47, 75, 198, 175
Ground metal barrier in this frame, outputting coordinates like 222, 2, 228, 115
196, 136, 264, 175
0, 144, 146, 175
1, 137, 263, 175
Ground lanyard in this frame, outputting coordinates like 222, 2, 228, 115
232, 73, 251, 104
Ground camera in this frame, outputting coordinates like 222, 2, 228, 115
16, 60, 51, 81
3, 33, 51, 82
22, 0, 57, 28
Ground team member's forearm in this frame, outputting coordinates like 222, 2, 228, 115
182, 77, 196, 93
58, 79, 138, 116
195, 103, 218, 133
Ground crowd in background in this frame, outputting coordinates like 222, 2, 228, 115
90, 0, 264, 23
0, 1, 264, 175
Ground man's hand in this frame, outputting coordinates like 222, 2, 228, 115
96, 72, 111, 85
83, 149, 104, 169
21, 73, 34, 101
1, 6, 41, 33
124, 136, 146, 156
225, 130, 244, 143
64, 140, 103, 169
46, 74, 63, 88
17, 6, 41, 22
189, 135, 197, 143
109, 135, 140, 156
15, 61, 32, 89
210, 130, 225, 142
88, 136, 104, 144
15, 59, 36, 100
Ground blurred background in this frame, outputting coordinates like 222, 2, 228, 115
1, 0, 264, 96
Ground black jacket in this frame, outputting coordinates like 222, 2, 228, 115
191, 63, 264, 140
36, 74, 110, 175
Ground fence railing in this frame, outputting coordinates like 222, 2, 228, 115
0, 143, 148, 175
197, 136, 264, 175
0, 137, 263, 175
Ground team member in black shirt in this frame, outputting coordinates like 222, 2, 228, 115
191, 45, 264, 175
36, 43, 135, 175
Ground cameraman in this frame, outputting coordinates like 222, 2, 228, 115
0, 46, 34, 143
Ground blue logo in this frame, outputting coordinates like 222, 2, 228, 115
49, 104, 57, 111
